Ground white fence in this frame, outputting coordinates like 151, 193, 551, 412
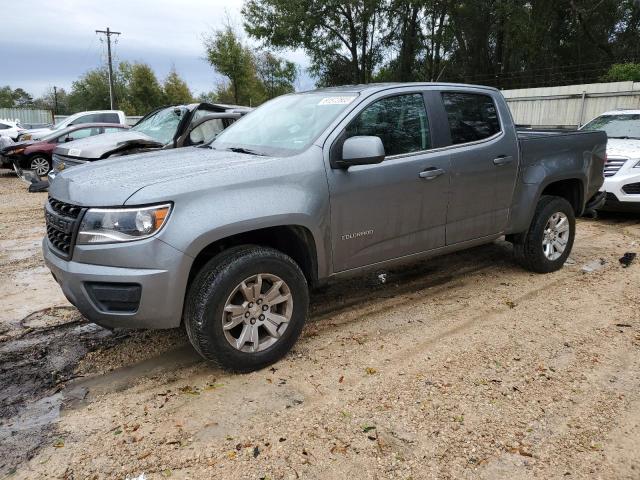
0, 108, 53, 125
502, 81, 640, 129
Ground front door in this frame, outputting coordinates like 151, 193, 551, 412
326, 92, 451, 272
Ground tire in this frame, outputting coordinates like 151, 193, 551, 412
29, 155, 51, 176
512, 195, 576, 273
184, 246, 309, 372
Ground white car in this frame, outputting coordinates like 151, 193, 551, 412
18, 110, 126, 141
0, 120, 25, 141
581, 110, 640, 212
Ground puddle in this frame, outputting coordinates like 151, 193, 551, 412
0, 315, 129, 476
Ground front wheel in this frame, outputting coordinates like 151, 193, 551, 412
512, 195, 576, 273
184, 246, 309, 372
29, 155, 51, 176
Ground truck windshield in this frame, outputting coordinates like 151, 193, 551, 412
211, 92, 359, 156
132, 106, 187, 144
582, 114, 640, 139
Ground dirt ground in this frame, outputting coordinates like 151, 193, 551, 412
1, 171, 639, 480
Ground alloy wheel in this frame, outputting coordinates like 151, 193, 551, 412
221, 273, 293, 353
30, 157, 49, 176
542, 212, 570, 261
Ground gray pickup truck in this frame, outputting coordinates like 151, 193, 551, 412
44, 83, 606, 372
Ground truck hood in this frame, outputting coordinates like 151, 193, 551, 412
48, 146, 277, 206
55, 131, 163, 160
607, 138, 640, 159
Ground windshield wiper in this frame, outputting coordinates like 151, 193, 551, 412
225, 147, 265, 156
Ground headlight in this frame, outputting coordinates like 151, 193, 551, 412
77, 203, 172, 244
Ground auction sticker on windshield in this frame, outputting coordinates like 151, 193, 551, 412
318, 96, 357, 106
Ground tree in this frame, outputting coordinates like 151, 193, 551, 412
163, 68, 194, 104
34, 87, 70, 115
243, 0, 385, 85
602, 63, 640, 82
67, 62, 176, 114
0, 86, 35, 108
256, 52, 297, 99
204, 26, 257, 104
67, 65, 127, 112
125, 63, 164, 115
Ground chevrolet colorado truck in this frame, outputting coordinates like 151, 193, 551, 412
44, 83, 606, 372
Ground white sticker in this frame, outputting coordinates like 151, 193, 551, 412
68, 148, 81, 157
318, 96, 356, 106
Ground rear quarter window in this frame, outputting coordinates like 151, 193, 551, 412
441, 92, 501, 145
97, 113, 120, 123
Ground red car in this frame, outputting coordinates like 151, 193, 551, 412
0, 123, 129, 176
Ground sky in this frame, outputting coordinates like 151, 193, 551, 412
0, 0, 314, 98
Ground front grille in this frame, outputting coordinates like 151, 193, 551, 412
604, 157, 628, 177
45, 197, 84, 258
622, 182, 640, 194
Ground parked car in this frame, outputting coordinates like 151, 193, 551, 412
2, 123, 128, 176
44, 83, 606, 372
0, 120, 25, 141
580, 109, 640, 212
18, 110, 126, 141
48, 103, 248, 181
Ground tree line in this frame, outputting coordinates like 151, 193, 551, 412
2, 0, 639, 116
0, 63, 193, 116
243, 0, 640, 89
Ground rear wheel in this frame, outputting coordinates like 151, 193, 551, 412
184, 246, 309, 372
512, 195, 576, 273
29, 155, 51, 176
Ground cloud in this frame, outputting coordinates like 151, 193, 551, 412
0, 0, 313, 97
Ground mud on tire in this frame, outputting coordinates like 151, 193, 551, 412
184, 246, 309, 372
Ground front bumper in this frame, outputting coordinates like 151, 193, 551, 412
601, 164, 640, 211
43, 236, 192, 329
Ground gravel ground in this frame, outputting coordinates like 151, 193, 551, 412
1, 172, 639, 479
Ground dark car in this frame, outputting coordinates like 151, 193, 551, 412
1, 123, 129, 176
49, 103, 249, 180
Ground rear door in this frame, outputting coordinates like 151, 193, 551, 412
438, 91, 519, 244
326, 90, 451, 272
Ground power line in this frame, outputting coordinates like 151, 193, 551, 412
95, 27, 121, 109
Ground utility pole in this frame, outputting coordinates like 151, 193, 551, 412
53, 86, 58, 115
95, 27, 121, 109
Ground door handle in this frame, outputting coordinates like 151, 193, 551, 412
493, 155, 514, 166
419, 168, 445, 180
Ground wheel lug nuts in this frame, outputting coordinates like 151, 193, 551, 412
244, 312, 250, 318
248, 302, 254, 308
256, 299, 262, 305
262, 305, 268, 311
250, 318, 256, 325
259, 314, 265, 321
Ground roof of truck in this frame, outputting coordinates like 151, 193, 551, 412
306, 82, 500, 94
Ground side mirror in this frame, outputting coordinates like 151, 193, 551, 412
65, 136, 73, 142
335, 136, 385, 169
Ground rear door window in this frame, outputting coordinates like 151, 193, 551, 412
345, 93, 430, 156
441, 93, 501, 145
